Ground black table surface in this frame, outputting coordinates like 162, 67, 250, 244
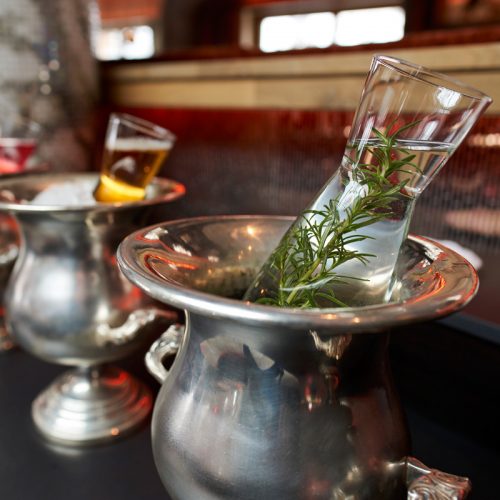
0, 349, 168, 500
1, 322, 498, 500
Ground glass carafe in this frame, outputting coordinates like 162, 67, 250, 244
244, 55, 491, 308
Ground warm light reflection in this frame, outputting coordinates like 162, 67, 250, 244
467, 132, 500, 147
246, 225, 257, 236
144, 253, 197, 276
411, 274, 446, 303
322, 314, 338, 320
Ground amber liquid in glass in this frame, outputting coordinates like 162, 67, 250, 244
94, 138, 172, 202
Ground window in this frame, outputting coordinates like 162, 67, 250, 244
95, 0, 162, 60
258, 6, 405, 53
95, 25, 155, 61
336, 7, 405, 47
260, 12, 336, 53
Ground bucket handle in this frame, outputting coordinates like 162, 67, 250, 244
406, 457, 471, 499
95, 308, 177, 346
145, 324, 184, 384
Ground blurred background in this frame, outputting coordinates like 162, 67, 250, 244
94, 0, 500, 59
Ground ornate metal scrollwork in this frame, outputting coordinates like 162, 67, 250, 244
407, 457, 471, 499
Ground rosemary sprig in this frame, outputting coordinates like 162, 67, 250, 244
250, 121, 420, 308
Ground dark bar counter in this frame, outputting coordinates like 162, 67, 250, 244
0, 317, 498, 500
0, 348, 168, 500
390, 319, 500, 500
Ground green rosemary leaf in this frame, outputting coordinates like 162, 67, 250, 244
372, 127, 387, 142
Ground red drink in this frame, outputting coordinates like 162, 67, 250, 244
0, 138, 37, 174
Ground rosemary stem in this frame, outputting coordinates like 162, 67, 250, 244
252, 121, 421, 309
285, 256, 322, 305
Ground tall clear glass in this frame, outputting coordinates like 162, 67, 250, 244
244, 55, 492, 308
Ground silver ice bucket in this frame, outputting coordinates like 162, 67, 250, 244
118, 215, 476, 499
0, 172, 185, 444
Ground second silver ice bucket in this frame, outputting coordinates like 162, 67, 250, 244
118, 215, 477, 499
0, 173, 185, 444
